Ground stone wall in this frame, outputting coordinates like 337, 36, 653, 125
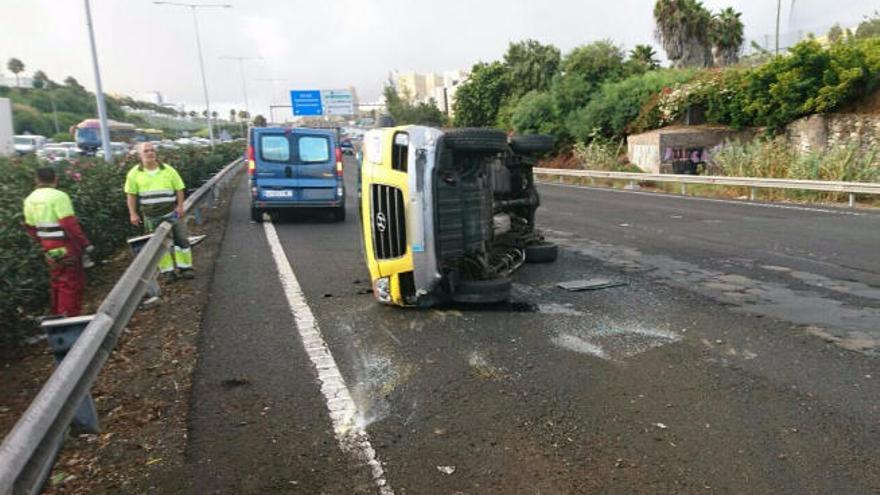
786, 113, 880, 153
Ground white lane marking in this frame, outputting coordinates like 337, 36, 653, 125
539, 181, 873, 217
264, 219, 394, 495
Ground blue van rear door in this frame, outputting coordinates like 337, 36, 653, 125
292, 131, 336, 202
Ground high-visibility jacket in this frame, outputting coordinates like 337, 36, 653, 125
124, 163, 185, 217
22, 187, 91, 252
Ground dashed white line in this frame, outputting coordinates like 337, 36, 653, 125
263, 218, 394, 495
539, 181, 875, 217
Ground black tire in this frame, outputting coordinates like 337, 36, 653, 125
451, 276, 512, 304
333, 205, 346, 222
443, 128, 508, 153
525, 242, 558, 263
250, 206, 263, 223
509, 134, 555, 154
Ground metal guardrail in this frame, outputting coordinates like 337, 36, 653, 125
0, 157, 244, 495
533, 168, 880, 207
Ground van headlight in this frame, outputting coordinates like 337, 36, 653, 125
374, 277, 391, 302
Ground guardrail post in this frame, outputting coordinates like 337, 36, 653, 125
41, 316, 100, 434
849, 193, 855, 208
680, 183, 687, 195
750, 187, 757, 201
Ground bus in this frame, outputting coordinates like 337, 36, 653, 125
71, 119, 136, 153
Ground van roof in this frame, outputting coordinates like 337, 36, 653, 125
253, 127, 336, 137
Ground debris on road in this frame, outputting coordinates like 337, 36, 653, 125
653, 422, 669, 430
558, 278, 627, 291
437, 465, 456, 475
221, 376, 250, 388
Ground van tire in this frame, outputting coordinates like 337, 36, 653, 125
509, 134, 555, 154
443, 128, 508, 153
250, 206, 263, 223
333, 206, 346, 222
525, 242, 558, 263
452, 276, 512, 303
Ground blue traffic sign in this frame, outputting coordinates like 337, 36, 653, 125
291, 90, 323, 116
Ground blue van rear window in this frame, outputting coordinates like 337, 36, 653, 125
260, 135, 289, 162
299, 136, 330, 163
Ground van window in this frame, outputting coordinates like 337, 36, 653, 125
298, 136, 330, 163
260, 135, 289, 162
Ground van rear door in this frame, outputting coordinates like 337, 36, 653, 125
292, 130, 337, 203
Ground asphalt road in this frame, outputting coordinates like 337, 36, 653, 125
177, 158, 880, 494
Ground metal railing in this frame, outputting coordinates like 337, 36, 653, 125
0, 157, 244, 495
533, 168, 880, 207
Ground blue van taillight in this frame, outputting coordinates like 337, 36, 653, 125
247, 144, 256, 175
336, 148, 343, 177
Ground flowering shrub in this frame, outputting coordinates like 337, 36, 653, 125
0, 142, 243, 346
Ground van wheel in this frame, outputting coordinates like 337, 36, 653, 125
525, 242, 558, 263
452, 277, 512, 303
443, 128, 508, 153
250, 206, 263, 223
509, 134, 555, 154
333, 206, 346, 222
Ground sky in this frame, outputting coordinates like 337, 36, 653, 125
0, 0, 876, 119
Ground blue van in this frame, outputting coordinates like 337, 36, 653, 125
247, 127, 345, 222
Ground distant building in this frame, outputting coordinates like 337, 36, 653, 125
0, 74, 33, 88
142, 91, 164, 105
393, 68, 470, 116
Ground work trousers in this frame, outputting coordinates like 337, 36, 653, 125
144, 212, 192, 273
45, 243, 86, 316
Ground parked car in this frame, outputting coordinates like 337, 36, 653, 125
339, 138, 355, 155
14, 135, 47, 155
358, 126, 558, 307
96, 141, 129, 157
38, 145, 80, 163
247, 127, 345, 222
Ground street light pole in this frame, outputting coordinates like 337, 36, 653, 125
83, 0, 113, 164
775, 0, 782, 56
219, 56, 262, 116
154, 2, 231, 147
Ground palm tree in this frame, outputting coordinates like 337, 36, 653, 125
629, 44, 660, 69
229, 108, 236, 122
653, 0, 713, 68
32, 70, 49, 89
7, 58, 24, 87
710, 7, 744, 66
188, 111, 197, 119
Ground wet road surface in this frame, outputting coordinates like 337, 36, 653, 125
174, 159, 880, 494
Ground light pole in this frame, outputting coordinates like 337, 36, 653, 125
220, 56, 262, 116
83, 0, 113, 163
153, 1, 231, 147
775, 0, 782, 56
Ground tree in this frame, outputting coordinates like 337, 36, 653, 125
564, 40, 626, 84
827, 24, 845, 43
654, 0, 713, 68
710, 7, 744, 66
211, 110, 218, 119
629, 45, 660, 70
383, 85, 446, 126
452, 62, 511, 127
188, 110, 197, 118
503, 39, 561, 97
855, 11, 880, 39
7, 58, 24, 87
202, 110, 208, 118
238, 110, 250, 121
511, 91, 560, 136
229, 108, 236, 122
63, 76, 83, 90
32, 70, 49, 89
253, 114, 267, 127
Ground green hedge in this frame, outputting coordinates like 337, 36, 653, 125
0, 142, 243, 346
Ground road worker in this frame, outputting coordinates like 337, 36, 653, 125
22, 167, 93, 317
125, 142, 194, 282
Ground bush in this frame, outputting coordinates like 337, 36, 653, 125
711, 138, 880, 184
510, 91, 559, 136
0, 142, 243, 346
567, 69, 696, 140
572, 139, 639, 172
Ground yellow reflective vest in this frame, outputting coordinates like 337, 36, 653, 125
124, 163, 185, 217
